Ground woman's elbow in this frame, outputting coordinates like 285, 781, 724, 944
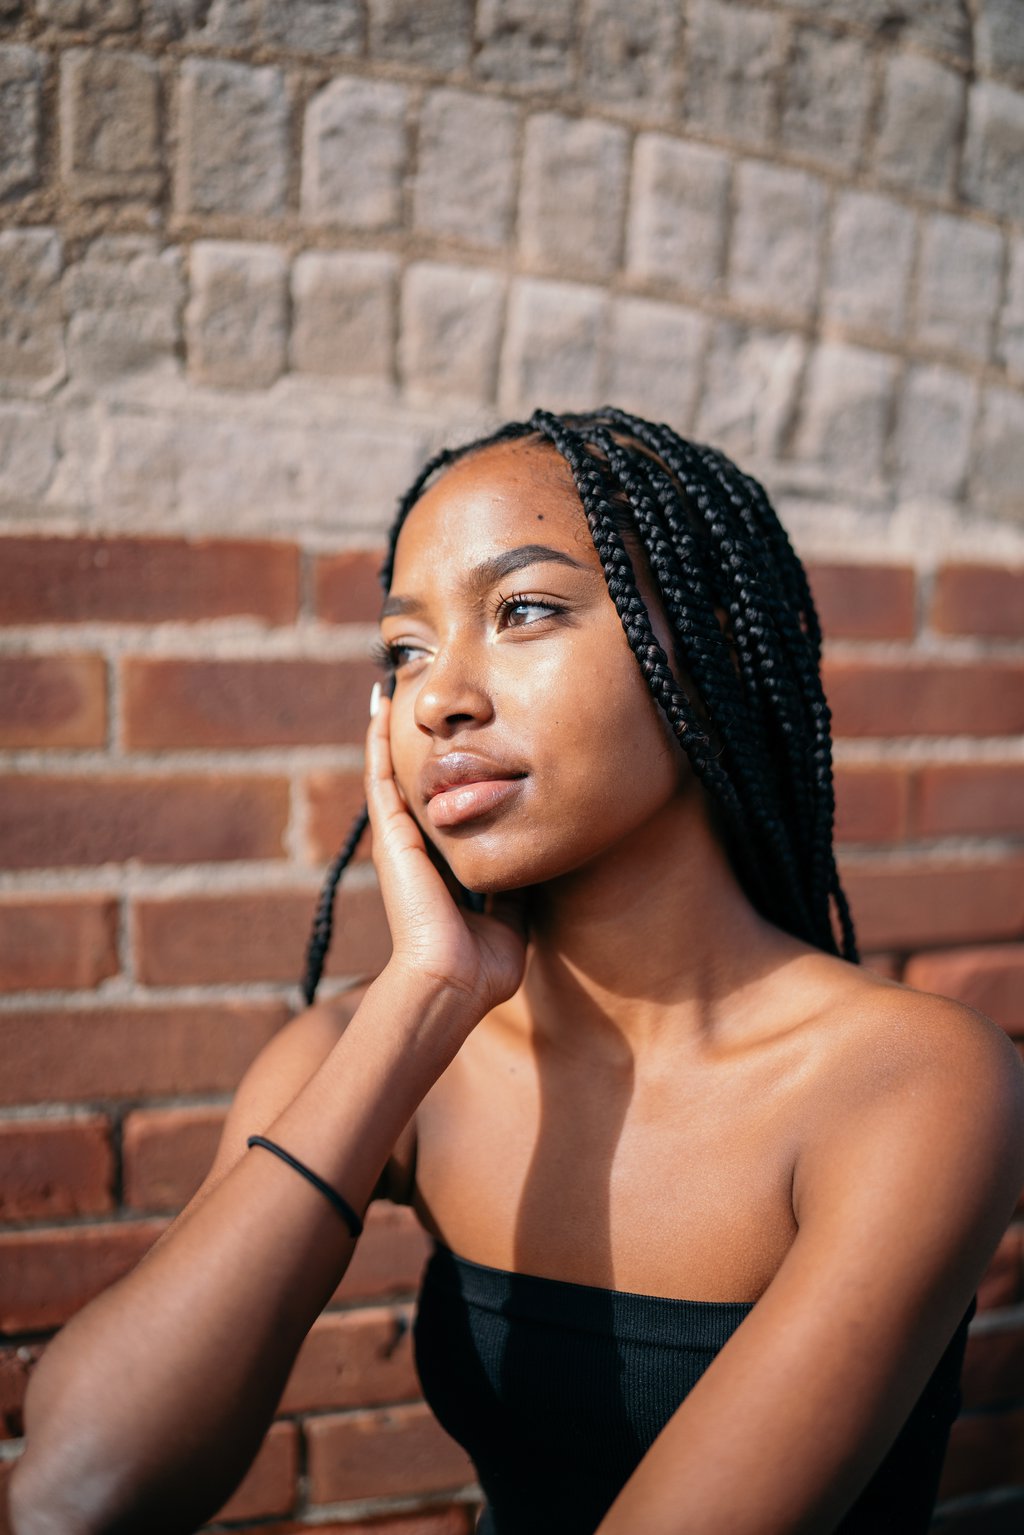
7, 1449, 109, 1535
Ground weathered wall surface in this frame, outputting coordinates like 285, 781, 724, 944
1, 1, 1022, 1530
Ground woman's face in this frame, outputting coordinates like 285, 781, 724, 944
378, 438, 698, 893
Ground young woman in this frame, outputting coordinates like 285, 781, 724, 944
12, 408, 1024, 1535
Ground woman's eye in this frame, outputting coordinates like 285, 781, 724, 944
369, 638, 420, 671
370, 596, 564, 673
497, 595, 562, 628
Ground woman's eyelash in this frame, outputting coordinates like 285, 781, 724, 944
372, 593, 564, 672
489, 589, 561, 622
368, 637, 400, 672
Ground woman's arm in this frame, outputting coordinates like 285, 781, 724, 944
595, 993, 1024, 1535
9, 690, 528, 1535
8, 969, 481, 1535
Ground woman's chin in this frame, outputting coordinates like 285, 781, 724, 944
442, 844, 540, 896
446, 841, 582, 897
453, 867, 532, 898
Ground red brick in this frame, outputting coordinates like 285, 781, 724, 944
839, 853, 1024, 951
833, 764, 909, 844
806, 562, 916, 641
314, 549, 387, 625
0, 655, 106, 748
206, 1511, 474, 1535
902, 946, 1024, 1036
280, 1305, 419, 1415
913, 762, 1024, 839
122, 1106, 226, 1212
822, 658, 1024, 738
305, 770, 372, 863
0, 1342, 43, 1440
306, 1401, 475, 1505
931, 564, 1024, 639
0, 1220, 166, 1331
0, 1117, 114, 1220
940, 1405, 1024, 1500
213, 1421, 298, 1523
123, 657, 377, 749
961, 1321, 1024, 1410
134, 885, 390, 986
0, 775, 289, 870
0, 1001, 286, 1108
977, 1225, 1022, 1312
0, 896, 118, 990
0, 537, 300, 626
334, 1204, 431, 1306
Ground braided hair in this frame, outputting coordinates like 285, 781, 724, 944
300, 406, 858, 1006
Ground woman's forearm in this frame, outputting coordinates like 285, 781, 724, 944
10, 967, 479, 1535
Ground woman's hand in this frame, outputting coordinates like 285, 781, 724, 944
365, 685, 530, 1017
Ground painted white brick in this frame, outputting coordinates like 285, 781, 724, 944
302, 76, 408, 231
913, 213, 1003, 363
683, 0, 784, 150
413, 90, 518, 250
186, 241, 287, 389
894, 365, 978, 501
823, 191, 915, 340
0, 229, 65, 397
291, 250, 398, 387
606, 296, 707, 431
64, 236, 183, 384
500, 278, 607, 413
519, 112, 629, 280
626, 136, 729, 293
400, 262, 505, 405
728, 162, 826, 322
0, 46, 42, 200
872, 52, 964, 198
791, 342, 898, 486
175, 59, 289, 217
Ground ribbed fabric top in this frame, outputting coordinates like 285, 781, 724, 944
429, 1236, 758, 1347
413, 1239, 975, 1535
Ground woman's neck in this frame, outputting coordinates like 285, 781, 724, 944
518, 792, 819, 1065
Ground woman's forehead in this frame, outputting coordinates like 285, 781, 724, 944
392, 439, 597, 575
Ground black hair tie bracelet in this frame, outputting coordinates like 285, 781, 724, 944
246, 1134, 364, 1240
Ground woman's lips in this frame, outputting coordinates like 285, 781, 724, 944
425, 777, 526, 829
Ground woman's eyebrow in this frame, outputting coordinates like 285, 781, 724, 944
379, 543, 595, 620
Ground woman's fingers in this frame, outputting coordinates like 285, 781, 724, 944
361, 680, 528, 1010
364, 689, 415, 839
363, 683, 459, 928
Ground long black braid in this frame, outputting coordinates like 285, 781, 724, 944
300, 406, 858, 1006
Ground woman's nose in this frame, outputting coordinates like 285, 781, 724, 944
413, 648, 494, 735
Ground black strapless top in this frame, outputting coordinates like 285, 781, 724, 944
413, 1240, 975, 1535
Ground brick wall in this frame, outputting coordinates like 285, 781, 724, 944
0, 1, 1022, 1530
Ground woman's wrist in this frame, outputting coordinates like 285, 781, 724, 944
368, 958, 491, 1041
246, 963, 478, 1216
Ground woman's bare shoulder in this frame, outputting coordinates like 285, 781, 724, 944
797, 958, 1024, 1199
818, 959, 1021, 1084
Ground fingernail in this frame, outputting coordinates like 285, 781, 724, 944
370, 681, 381, 718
